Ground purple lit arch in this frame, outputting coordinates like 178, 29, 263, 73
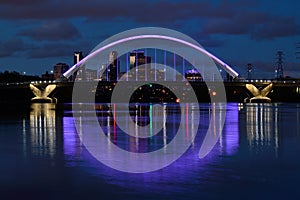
62, 35, 239, 79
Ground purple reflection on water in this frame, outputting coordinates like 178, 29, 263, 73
222, 103, 239, 155
63, 115, 82, 167
60, 103, 240, 193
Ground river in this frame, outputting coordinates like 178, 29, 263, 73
1, 103, 300, 199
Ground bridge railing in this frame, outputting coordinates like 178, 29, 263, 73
238, 79, 300, 84
0, 80, 56, 86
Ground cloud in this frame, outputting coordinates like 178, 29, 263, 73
0, 0, 298, 41
26, 40, 91, 59
201, 10, 299, 40
200, 38, 225, 48
251, 17, 298, 40
0, 0, 46, 5
18, 20, 81, 41
187, 31, 225, 48
0, 38, 26, 57
202, 18, 250, 35
0, 0, 243, 26
0, 1, 212, 21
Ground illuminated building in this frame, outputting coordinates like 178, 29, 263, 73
98, 51, 120, 81
98, 64, 108, 81
74, 51, 83, 64
53, 63, 69, 79
41, 71, 54, 81
185, 69, 202, 81
73, 51, 84, 81
85, 69, 98, 81
129, 51, 151, 81
108, 51, 120, 81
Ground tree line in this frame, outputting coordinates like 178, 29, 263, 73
0, 71, 42, 83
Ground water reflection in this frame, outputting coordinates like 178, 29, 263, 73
23, 103, 60, 158
221, 103, 239, 155
21, 102, 240, 164
93, 103, 240, 160
10, 102, 300, 198
242, 103, 288, 155
72, 103, 240, 181
17, 102, 240, 196
95, 103, 194, 153
63, 114, 82, 166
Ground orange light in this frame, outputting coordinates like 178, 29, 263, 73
176, 98, 180, 103
212, 91, 217, 96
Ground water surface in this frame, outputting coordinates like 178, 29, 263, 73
1, 103, 300, 199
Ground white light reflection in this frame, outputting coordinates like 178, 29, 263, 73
88, 103, 199, 168
72, 102, 266, 173
245, 103, 279, 155
163, 104, 167, 152
27, 103, 57, 158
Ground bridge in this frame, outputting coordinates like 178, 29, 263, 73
35, 34, 243, 103
62, 34, 240, 79
0, 79, 296, 104
4, 34, 297, 103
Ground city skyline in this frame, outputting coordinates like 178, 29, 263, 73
0, 0, 299, 78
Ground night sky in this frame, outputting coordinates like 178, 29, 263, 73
0, 0, 299, 78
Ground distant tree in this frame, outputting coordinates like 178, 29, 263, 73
0, 71, 42, 83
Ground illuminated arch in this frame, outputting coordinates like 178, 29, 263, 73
62, 35, 239, 79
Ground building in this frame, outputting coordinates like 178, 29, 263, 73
74, 51, 83, 65
53, 63, 69, 79
185, 69, 202, 81
85, 69, 98, 81
41, 71, 54, 81
98, 64, 108, 81
129, 51, 151, 81
108, 51, 120, 81
99, 51, 120, 81
73, 51, 84, 81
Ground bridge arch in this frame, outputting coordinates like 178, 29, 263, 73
63, 34, 239, 80
70, 29, 228, 172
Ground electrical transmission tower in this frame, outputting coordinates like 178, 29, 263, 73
275, 51, 284, 80
247, 63, 253, 80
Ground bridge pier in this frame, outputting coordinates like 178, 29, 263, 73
29, 84, 57, 103
245, 83, 273, 103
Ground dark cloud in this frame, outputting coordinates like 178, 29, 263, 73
236, 11, 269, 25
214, 12, 265, 37
202, 10, 299, 40
0, 1, 213, 21
0, 0, 244, 25
0, 0, 299, 77
200, 38, 225, 48
0, 0, 45, 5
0, 0, 298, 41
18, 20, 81, 41
251, 17, 298, 40
187, 31, 225, 48
202, 18, 250, 35
26, 40, 91, 59
0, 38, 25, 57
129, 1, 212, 24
